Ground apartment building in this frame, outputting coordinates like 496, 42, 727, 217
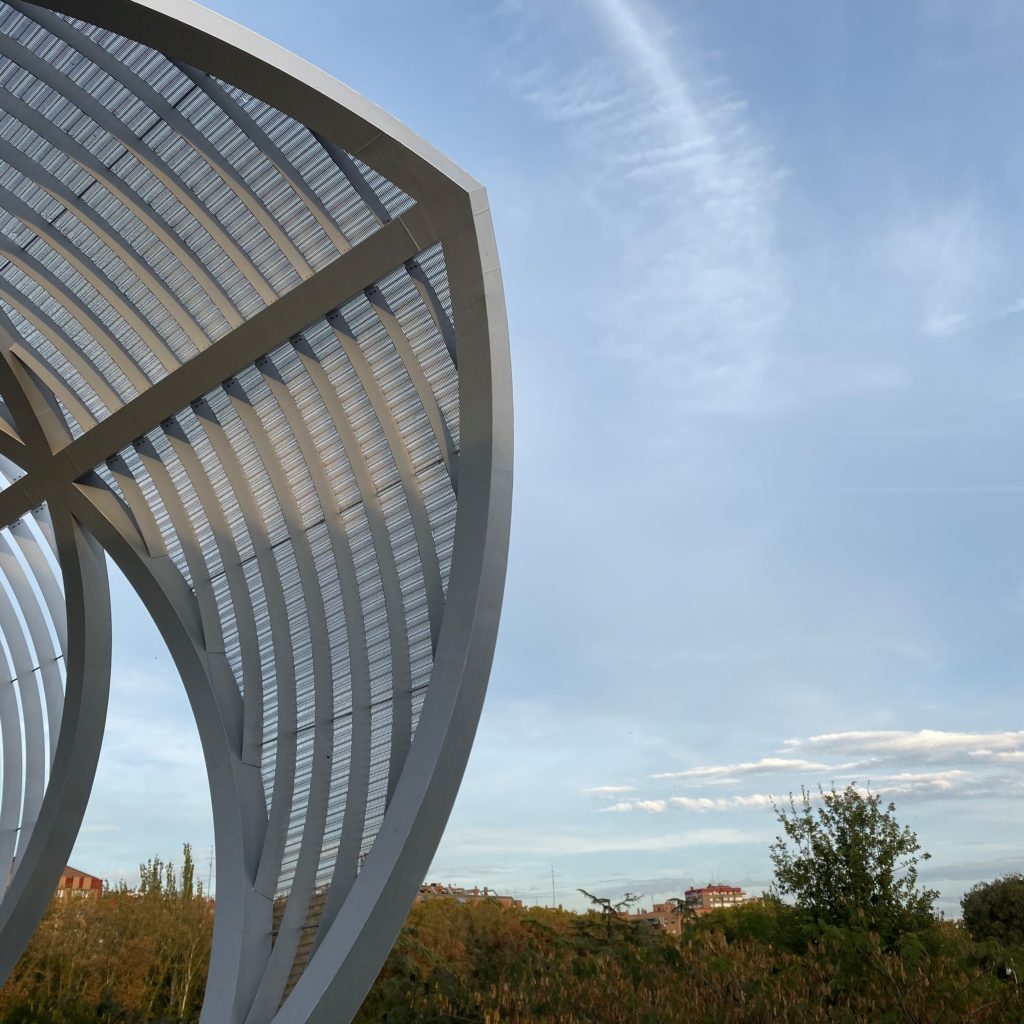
619, 901, 686, 935
684, 884, 752, 916
56, 866, 103, 899
416, 882, 523, 909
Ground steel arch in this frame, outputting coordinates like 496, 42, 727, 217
0, 3, 512, 1022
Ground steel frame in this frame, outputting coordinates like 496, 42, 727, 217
0, 3, 512, 1022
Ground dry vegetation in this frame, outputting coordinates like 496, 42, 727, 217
3, 882, 1023, 1023
356, 898, 1024, 1024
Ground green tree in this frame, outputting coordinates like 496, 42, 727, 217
961, 874, 1024, 945
181, 842, 196, 901
769, 782, 939, 943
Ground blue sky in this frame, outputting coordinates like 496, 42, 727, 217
71, 0, 1024, 917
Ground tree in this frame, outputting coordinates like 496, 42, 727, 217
961, 874, 1024, 945
577, 889, 641, 941
769, 782, 938, 942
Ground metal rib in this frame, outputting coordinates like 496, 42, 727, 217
0, 87, 244, 326
8, 343, 97, 437
67, 476, 267, 1024
0, 633, 21, 893
257, 351, 373, 977
328, 311, 444, 649
163, 415, 264, 767
290, 334, 413, 946
312, 134, 391, 227
0, 32, 278, 304
102, 453, 167, 563
110, 440, 247, 776
0, 132, 212, 350
0, 413, 24, 464
0, 505, 110, 991
404, 258, 457, 367
0, 559, 47, 866
0, 531, 62, 759
10, 516, 66, 659
0, 284, 123, 413
128, 436, 225, 652
175, 63, 352, 255
292, 334, 412, 800
222, 375, 335, 1023
0, 182, 186, 373
0, 236, 151, 393
13, 4, 317, 278
191, 393, 296, 902
364, 286, 458, 492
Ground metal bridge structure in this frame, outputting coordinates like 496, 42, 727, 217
0, 2, 512, 1021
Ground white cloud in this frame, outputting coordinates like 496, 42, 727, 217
515, 0, 787, 413
866, 770, 973, 797
608, 793, 778, 813
603, 734, 1024, 821
672, 794, 777, 812
604, 802, 636, 813
652, 757, 837, 781
784, 730, 1024, 762
604, 799, 668, 813
438, 825, 756, 855
976, 750, 1024, 763
870, 770, 968, 785
635, 799, 667, 812
583, 785, 638, 794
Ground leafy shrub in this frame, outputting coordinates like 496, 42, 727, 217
962, 874, 1024, 946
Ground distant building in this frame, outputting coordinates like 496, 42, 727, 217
416, 882, 522, 909
56, 866, 102, 899
621, 884, 758, 931
619, 901, 686, 935
684, 883, 753, 916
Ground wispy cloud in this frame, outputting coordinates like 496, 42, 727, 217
607, 793, 778, 813
652, 757, 838, 781
883, 201, 996, 338
978, 750, 1024, 763
784, 729, 1024, 761
612, 799, 669, 813
672, 794, 778, 812
512, 0, 787, 413
836, 485, 1024, 496
438, 824, 756, 855
583, 785, 638, 795
586, 730, 1024, 819
602, 772, 995, 815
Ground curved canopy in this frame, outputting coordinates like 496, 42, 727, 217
0, 3, 511, 1022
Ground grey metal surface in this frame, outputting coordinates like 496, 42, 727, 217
0, 3, 512, 1023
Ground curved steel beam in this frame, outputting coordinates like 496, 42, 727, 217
11, 3, 318, 277
0, 6, 512, 1024
0, 31, 280, 305
173, 61, 353, 256
0, 505, 109, 985
0, 131, 212, 349
0, 85, 245, 326
326, 310, 445, 649
0, 182, 186, 372
70, 475, 269, 1023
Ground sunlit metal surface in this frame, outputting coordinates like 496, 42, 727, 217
0, 3, 512, 1021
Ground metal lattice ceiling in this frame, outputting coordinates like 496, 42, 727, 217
0, 3, 511, 1022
